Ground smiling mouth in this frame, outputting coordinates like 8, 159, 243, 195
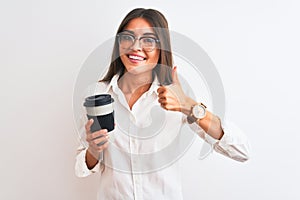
127, 54, 146, 61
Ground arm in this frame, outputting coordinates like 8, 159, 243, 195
157, 66, 250, 161
157, 66, 224, 140
179, 96, 224, 140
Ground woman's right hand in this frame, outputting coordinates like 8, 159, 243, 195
85, 119, 109, 162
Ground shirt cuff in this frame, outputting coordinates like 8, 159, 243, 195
187, 117, 250, 162
75, 148, 102, 177
214, 119, 251, 162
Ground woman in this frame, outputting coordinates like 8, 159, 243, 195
75, 8, 250, 200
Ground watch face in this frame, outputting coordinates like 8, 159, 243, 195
192, 104, 206, 119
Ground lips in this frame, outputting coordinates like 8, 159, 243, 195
127, 54, 146, 61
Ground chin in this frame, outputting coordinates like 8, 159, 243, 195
126, 68, 150, 76
125, 64, 156, 75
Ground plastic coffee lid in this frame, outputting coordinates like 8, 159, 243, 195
84, 94, 114, 107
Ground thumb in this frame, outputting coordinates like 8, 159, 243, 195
85, 118, 94, 132
172, 66, 180, 85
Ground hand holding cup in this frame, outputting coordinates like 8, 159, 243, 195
83, 94, 115, 161
85, 118, 109, 159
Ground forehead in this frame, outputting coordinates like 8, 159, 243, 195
123, 18, 155, 35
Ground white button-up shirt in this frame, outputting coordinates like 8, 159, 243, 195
75, 74, 250, 200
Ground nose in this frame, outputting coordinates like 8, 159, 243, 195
131, 39, 142, 51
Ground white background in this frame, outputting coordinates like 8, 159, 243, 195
1, 0, 300, 199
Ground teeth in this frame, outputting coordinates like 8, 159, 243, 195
129, 55, 144, 61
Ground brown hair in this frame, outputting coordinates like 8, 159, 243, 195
100, 8, 173, 85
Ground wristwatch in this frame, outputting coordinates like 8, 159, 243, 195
187, 103, 207, 124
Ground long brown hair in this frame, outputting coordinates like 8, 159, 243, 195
101, 8, 173, 85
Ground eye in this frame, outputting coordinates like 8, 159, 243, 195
120, 34, 134, 41
141, 37, 156, 45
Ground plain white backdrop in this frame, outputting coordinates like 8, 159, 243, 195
1, 0, 300, 199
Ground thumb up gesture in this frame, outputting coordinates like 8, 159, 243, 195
157, 66, 195, 115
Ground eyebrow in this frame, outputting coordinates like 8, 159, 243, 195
122, 30, 157, 37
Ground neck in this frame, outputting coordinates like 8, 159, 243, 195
118, 71, 153, 94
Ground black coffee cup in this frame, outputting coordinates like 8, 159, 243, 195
83, 94, 115, 133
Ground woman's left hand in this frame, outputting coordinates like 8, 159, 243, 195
157, 66, 195, 115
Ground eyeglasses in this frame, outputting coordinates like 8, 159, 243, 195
117, 33, 160, 52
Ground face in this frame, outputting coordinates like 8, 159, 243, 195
119, 18, 160, 75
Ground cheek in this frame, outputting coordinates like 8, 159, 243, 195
150, 50, 160, 63
119, 47, 126, 57
119, 48, 127, 62
119, 54, 125, 63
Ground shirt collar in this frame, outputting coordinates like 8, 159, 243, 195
107, 72, 160, 97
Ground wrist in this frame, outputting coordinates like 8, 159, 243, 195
87, 147, 101, 161
181, 97, 197, 115
86, 148, 100, 170
186, 102, 207, 124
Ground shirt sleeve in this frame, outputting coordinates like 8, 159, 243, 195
75, 147, 103, 177
214, 119, 250, 162
187, 118, 250, 162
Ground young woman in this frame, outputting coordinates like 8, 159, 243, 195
75, 8, 250, 200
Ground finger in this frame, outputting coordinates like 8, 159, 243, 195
158, 90, 175, 101
94, 135, 109, 146
86, 128, 108, 142
101, 141, 109, 150
161, 103, 168, 110
158, 98, 166, 104
172, 66, 180, 85
85, 118, 94, 132
158, 92, 167, 99
157, 86, 166, 94
91, 129, 108, 139
97, 141, 109, 151
86, 133, 93, 142
88, 136, 107, 150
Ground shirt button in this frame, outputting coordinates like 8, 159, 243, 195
130, 115, 136, 122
